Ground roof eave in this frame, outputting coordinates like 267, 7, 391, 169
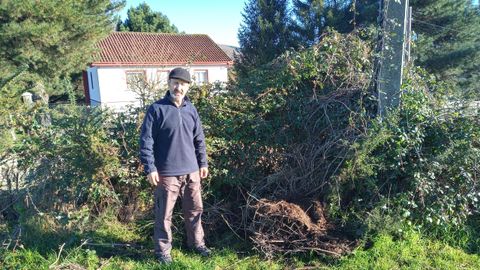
90, 61, 233, 67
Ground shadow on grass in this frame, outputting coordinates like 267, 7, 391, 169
1, 214, 153, 262
1, 210, 260, 267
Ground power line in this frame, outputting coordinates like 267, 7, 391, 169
412, 17, 463, 34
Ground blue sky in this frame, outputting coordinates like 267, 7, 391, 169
120, 0, 247, 47
120, 0, 480, 46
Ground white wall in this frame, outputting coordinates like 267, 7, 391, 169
88, 65, 229, 110
190, 65, 228, 83
97, 66, 142, 109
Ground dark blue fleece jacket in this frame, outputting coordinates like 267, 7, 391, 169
139, 92, 208, 176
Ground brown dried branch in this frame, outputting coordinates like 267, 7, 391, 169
248, 199, 354, 258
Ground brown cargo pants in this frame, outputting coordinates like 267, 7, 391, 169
153, 171, 205, 256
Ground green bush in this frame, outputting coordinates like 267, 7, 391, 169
3, 103, 150, 221
333, 66, 480, 237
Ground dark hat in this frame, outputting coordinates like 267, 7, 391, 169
168, 67, 191, 83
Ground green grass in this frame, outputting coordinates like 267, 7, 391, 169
1, 214, 480, 270
336, 231, 480, 270
0, 213, 285, 269
1, 247, 284, 270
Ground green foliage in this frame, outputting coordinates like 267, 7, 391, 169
117, 2, 179, 33
192, 30, 374, 202
1, 249, 51, 270
2, 26, 479, 264
410, 0, 480, 99
234, 26, 479, 252
5, 103, 150, 217
237, 0, 377, 69
236, 0, 293, 78
290, 0, 377, 48
334, 66, 480, 234
421, 214, 480, 254
91, 209, 143, 243
0, 214, 285, 270
1, 245, 285, 270
291, 0, 327, 47
2, 216, 479, 269
239, 0, 480, 98
328, 0, 480, 99
0, 0, 124, 98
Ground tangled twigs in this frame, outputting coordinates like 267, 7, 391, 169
249, 199, 354, 258
1, 225, 23, 251
243, 66, 369, 257
251, 86, 368, 201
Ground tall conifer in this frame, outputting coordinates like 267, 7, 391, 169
410, 0, 480, 98
116, 3, 179, 33
0, 0, 124, 97
236, 0, 292, 78
291, 0, 326, 47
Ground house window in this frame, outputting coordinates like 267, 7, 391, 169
193, 70, 208, 84
126, 70, 146, 91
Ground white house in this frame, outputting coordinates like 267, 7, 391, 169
83, 32, 233, 110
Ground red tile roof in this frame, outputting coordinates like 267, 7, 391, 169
91, 32, 233, 66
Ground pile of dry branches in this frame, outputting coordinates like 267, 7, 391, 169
244, 94, 368, 257
249, 199, 354, 258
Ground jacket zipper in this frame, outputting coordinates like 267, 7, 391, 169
178, 106, 183, 126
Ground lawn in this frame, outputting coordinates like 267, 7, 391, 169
1, 213, 480, 270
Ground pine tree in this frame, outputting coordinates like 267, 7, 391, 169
236, 0, 292, 77
347, 0, 378, 28
322, 1, 355, 33
290, 0, 377, 48
410, 0, 480, 98
0, 0, 124, 98
291, 0, 326, 47
116, 2, 179, 33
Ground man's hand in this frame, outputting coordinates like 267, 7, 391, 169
147, 171, 160, 186
200, 167, 209, 179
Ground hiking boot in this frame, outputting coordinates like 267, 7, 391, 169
193, 245, 211, 257
157, 254, 172, 264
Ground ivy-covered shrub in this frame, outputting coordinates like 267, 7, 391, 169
333, 66, 480, 233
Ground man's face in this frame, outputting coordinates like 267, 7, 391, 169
168, 78, 190, 102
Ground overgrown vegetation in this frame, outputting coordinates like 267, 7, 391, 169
1, 0, 479, 267
1, 25, 479, 268
237, 0, 480, 98
334, 67, 480, 231
1, 214, 479, 269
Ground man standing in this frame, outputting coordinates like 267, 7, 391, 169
139, 67, 210, 264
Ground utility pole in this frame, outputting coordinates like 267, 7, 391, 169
405, 6, 413, 63
377, 0, 411, 117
